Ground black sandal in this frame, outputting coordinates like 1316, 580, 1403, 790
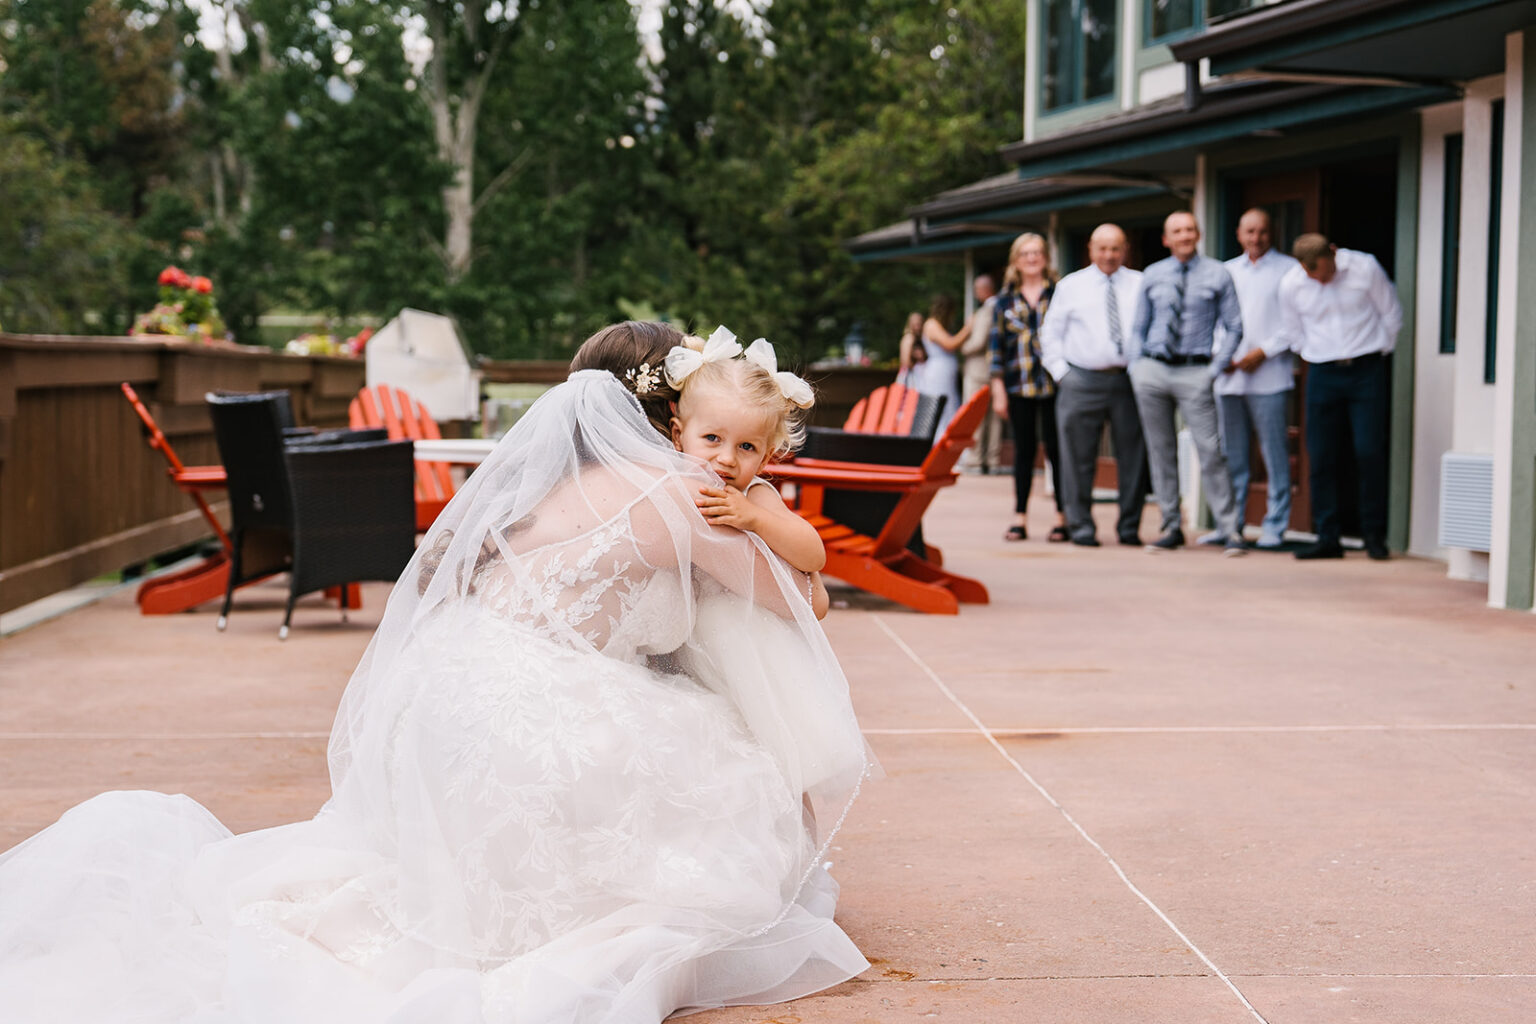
1004, 524, 1028, 541
1048, 525, 1070, 543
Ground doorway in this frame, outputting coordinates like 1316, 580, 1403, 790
1226, 147, 1399, 539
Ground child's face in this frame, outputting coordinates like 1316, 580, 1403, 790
670, 386, 774, 489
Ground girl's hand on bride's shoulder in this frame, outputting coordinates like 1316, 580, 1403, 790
695, 485, 758, 532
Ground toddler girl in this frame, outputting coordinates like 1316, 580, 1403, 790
662, 327, 867, 800
665, 327, 829, 616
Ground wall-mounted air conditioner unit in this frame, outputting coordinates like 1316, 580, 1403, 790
1438, 452, 1494, 552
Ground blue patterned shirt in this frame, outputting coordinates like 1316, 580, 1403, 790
1130, 253, 1243, 378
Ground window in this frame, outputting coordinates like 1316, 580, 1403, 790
1147, 0, 1200, 44
1439, 133, 1462, 355
1205, 0, 1268, 22
1149, 1, 1268, 46
1486, 100, 1503, 384
1042, 0, 1118, 112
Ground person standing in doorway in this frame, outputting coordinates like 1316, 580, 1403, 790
989, 234, 1067, 541
960, 274, 1001, 472
1219, 208, 1300, 551
1129, 210, 1247, 557
1039, 223, 1149, 547
1272, 233, 1402, 560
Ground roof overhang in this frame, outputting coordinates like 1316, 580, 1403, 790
845, 176, 1177, 263
999, 78, 1457, 180
1171, 0, 1536, 83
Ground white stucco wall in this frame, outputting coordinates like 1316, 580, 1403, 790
1138, 61, 1185, 106
1447, 76, 1508, 582
1410, 103, 1465, 562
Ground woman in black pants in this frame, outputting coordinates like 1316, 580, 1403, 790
989, 232, 1067, 541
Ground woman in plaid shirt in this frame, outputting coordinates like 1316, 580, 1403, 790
989, 232, 1067, 542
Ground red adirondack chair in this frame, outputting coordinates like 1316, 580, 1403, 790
771, 388, 991, 615
123, 383, 363, 615
121, 382, 239, 614
844, 380, 924, 434
349, 384, 455, 531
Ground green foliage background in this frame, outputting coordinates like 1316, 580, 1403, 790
0, 0, 1026, 364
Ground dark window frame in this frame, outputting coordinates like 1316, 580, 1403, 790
1040, 0, 1120, 114
1145, 0, 1202, 47
1439, 132, 1463, 355
1486, 100, 1504, 385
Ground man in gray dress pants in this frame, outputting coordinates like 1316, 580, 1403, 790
1129, 211, 1247, 556
1039, 223, 1149, 547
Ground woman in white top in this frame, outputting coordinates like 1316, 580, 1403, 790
910, 293, 967, 438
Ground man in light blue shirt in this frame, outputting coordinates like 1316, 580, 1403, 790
1129, 211, 1246, 555
1218, 208, 1300, 550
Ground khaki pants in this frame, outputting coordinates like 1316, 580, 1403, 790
960, 362, 1002, 470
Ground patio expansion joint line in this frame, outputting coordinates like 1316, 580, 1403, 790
871, 615, 1271, 1024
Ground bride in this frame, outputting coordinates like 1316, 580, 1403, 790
0, 321, 871, 1023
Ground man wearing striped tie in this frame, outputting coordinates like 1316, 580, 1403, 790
1039, 223, 1149, 547
1129, 211, 1247, 556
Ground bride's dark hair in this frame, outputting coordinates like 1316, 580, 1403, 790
421, 320, 690, 595
569, 320, 686, 437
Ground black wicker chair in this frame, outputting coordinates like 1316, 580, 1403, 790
796, 393, 947, 557
206, 392, 416, 638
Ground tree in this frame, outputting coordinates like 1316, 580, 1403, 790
0, 0, 197, 218
0, 124, 133, 333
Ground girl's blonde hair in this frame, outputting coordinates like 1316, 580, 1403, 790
1003, 232, 1057, 289
676, 357, 812, 459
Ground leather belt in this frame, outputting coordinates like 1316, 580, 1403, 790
1149, 353, 1211, 366
1316, 351, 1385, 368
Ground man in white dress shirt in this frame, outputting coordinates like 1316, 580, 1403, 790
959, 274, 1001, 472
1039, 223, 1149, 547
1219, 209, 1300, 550
1266, 233, 1402, 560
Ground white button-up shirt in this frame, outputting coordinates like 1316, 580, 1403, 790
1215, 248, 1300, 396
1040, 265, 1144, 380
1272, 248, 1403, 364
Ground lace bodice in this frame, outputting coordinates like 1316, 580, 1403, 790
470, 506, 692, 662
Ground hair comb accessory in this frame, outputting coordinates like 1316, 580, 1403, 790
742, 337, 814, 409
624, 361, 663, 395
663, 325, 741, 387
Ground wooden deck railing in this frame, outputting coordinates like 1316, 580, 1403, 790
0, 334, 366, 615
0, 338, 901, 616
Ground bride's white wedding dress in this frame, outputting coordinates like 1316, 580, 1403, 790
0, 372, 871, 1023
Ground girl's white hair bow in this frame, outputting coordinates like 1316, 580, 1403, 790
663, 325, 741, 387
743, 337, 815, 409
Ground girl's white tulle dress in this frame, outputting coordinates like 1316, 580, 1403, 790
0, 372, 872, 1023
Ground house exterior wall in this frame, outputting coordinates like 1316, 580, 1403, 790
1489, 30, 1536, 611
985, 3, 1536, 607
1410, 103, 1464, 564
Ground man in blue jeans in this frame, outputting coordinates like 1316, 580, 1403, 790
1268, 233, 1402, 560
1219, 208, 1300, 550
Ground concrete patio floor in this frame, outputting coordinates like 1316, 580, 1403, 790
2, 475, 1534, 1023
